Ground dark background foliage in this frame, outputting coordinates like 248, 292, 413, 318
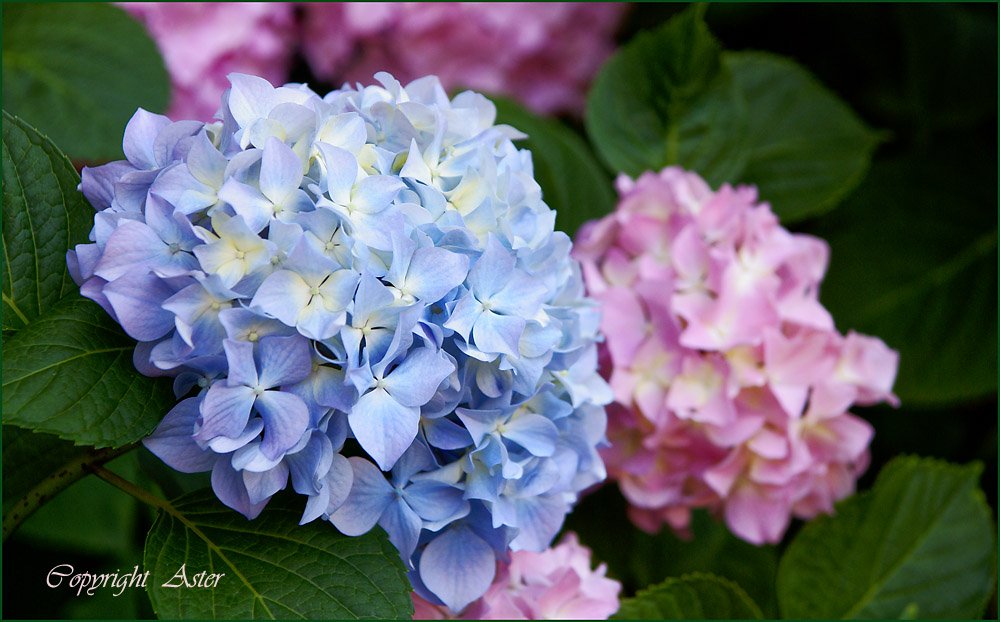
567, 3, 998, 617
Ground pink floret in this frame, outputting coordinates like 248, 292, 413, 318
120, 3, 296, 121
574, 167, 900, 545
300, 3, 627, 115
413, 533, 621, 620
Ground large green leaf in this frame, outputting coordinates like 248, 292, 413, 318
1, 111, 91, 331
725, 52, 881, 221
144, 490, 413, 619
2, 3, 169, 161
586, 10, 880, 222
563, 486, 778, 616
613, 573, 763, 620
2, 296, 174, 446
493, 97, 615, 237
585, 6, 749, 186
1, 113, 174, 447
777, 456, 996, 619
813, 154, 997, 404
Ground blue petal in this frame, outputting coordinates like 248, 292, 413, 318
348, 387, 420, 471
227, 73, 276, 129
143, 397, 216, 473
251, 270, 312, 328
223, 338, 259, 387
503, 413, 559, 457
383, 347, 453, 408
186, 130, 227, 187
403, 246, 470, 303
243, 462, 289, 505
418, 526, 496, 613
503, 494, 568, 552
329, 457, 393, 536
218, 307, 296, 342
472, 311, 524, 358
206, 417, 264, 454
378, 498, 423, 563
103, 271, 176, 341
219, 178, 273, 234
405, 480, 469, 523
256, 335, 312, 387
94, 221, 178, 281
352, 175, 405, 214
255, 390, 310, 459
423, 417, 473, 451
259, 136, 304, 205
286, 432, 334, 496
390, 441, 436, 485
196, 384, 255, 442
79, 161, 132, 210
296, 295, 345, 341
466, 235, 514, 299
322, 453, 354, 515
441, 293, 481, 341
315, 143, 357, 204
491, 270, 549, 318
211, 459, 268, 519
455, 409, 504, 447
123, 108, 171, 169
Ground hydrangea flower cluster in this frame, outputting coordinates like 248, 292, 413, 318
301, 3, 628, 115
573, 168, 900, 545
68, 72, 611, 611
119, 2, 627, 119
412, 533, 621, 620
120, 3, 296, 121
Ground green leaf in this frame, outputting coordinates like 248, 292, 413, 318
144, 489, 413, 619
2, 3, 169, 161
563, 486, 778, 616
631, 512, 778, 617
613, 573, 763, 620
777, 456, 997, 619
493, 97, 615, 236
586, 6, 749, 185
586, 12, 880, 221
725, 52, 882, 221
2, 296, 174, 447
1, 111, 91, 331
813, 154, 997, 404
62, 584, 145, 620
1, 113, 174, 447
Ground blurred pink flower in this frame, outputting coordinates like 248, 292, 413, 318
573, 167, 899, 545
413, 533, 621, 619
120, 2, 296, 121
300, 3, 627, 115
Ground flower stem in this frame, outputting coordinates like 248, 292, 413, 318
87, 463, 174, 514
2, 443, 136, 541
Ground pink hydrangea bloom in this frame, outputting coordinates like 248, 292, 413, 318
120, 3, 296, 121
300, 3, 627, 115
413, 533, 621, 620
573, 168, 900, 545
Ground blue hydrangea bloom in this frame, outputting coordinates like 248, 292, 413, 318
70, 72, 612, 611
